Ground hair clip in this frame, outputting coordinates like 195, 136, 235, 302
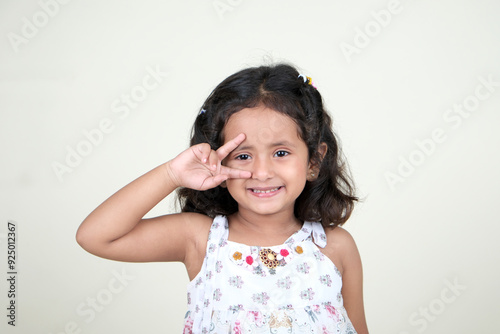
298, 74, 316, 88
298, 74, 308, 83
200, 109, 206, 115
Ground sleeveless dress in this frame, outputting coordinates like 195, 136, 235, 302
183, 215, 357, 334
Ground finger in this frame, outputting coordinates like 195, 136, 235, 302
199, 173, 228, 190
206, 149, 220, 172
220, 165, 252, 179
193, 143, 212, 164
216, 133, 246, 160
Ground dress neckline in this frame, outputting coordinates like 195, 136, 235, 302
215, 215, 326, 249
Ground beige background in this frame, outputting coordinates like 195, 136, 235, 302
1, 0, 499, 333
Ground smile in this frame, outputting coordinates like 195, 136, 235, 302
250, 186, 282, 194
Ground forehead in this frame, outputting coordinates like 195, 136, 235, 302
223, 106, 302, 145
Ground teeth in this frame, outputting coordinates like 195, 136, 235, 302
252, 187, 280, 194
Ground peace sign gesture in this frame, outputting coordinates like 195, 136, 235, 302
166, 133, 251, 191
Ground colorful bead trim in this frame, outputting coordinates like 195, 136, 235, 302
233, 251, 242, 260
259, 248, 279, 269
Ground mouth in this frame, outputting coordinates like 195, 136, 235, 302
248, 186, 283, 196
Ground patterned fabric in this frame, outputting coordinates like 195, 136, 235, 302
183, 216, 357, 333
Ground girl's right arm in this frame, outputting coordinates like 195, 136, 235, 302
75, 134, 250, 265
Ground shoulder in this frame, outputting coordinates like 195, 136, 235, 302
324, 225, 368, 333
150, 212, 214, 252
150, 211, 213, 235
178, 212, 214, 232
324, 225, 358, 252
322, 225, 361, 275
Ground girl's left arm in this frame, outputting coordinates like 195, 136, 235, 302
337, 228, 369, 334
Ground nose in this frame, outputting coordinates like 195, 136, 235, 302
252, 156, 274, 181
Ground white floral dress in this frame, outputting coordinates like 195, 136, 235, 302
183, 215, 357, 333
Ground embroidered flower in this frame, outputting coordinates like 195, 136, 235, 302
274, 247, 291, 266
259, 248, 279, 268
296, 262, 310, 274
195, 277, 203, 287
252, 292, 270, 305
245, 254, 259, 268
276, 276, 292, 289
233, 251, 242, 261
208, 243, 216, 253
295, 245, 303, 254
228, 275, 244, 289
215, 260, 223, 273
313, 250, 325, 261
300, 288, 315, 300
319, 274, 332, 287
213, 288, 222, 301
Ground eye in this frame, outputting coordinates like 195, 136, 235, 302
235, 154, 250, 160
274, 150, 289, 158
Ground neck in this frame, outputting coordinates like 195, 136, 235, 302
228, 209, 302, 246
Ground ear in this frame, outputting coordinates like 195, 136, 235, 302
307, 142, 328, 182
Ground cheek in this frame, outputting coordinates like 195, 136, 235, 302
225, 178, 243, 189
224, 179, 246, 199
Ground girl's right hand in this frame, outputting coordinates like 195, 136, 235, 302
165, 133, 251, 190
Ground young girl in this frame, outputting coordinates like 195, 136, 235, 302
77, 64, 368, 333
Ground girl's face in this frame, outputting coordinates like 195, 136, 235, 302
222, 106, 313, 218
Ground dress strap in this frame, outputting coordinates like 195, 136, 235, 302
288, 221, 327, 248
207, 215, 229, 243
310, 221, 327, 248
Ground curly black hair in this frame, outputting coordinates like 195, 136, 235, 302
177, 63, 357, 228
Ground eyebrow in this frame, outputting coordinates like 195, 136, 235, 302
236, 141, 297, 151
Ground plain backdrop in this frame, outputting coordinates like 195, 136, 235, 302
1, 0, 499, 333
